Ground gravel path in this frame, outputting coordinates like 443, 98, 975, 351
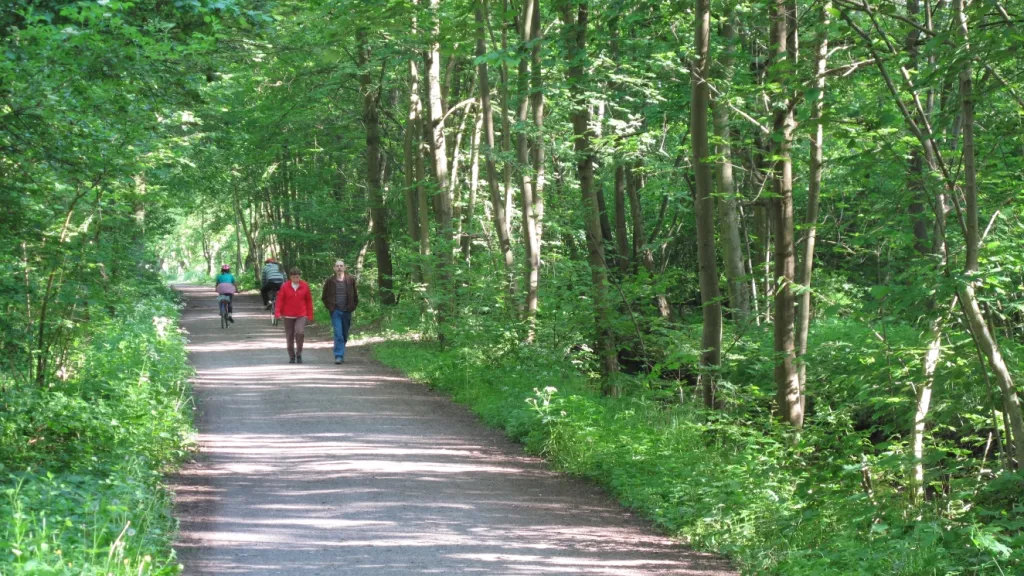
171, 285, 735, 575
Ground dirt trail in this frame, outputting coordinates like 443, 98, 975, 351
171, 285, 735, 575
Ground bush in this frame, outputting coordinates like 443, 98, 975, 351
373, 323, 1022, 575
0, 282, 194, 575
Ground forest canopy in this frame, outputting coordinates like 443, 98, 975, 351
2, 0, 1023, 573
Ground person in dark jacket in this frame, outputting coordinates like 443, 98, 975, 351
274, 267, 314, 364
321, 260, 358, 364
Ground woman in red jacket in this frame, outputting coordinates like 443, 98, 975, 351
273, 267, 315, 364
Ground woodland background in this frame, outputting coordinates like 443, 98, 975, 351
2, 0, 1023, 573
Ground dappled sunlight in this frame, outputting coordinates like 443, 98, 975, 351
173, 287, 734, 575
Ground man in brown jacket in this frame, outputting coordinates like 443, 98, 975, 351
321, 260, 358, 364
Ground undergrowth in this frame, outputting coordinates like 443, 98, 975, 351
0, 282, 195, 575
373, 321, 1022, 575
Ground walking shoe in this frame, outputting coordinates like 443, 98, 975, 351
334, 357, 342, 365
296, 356, 303, 364
289, 357, 296, 364
227, 315, 234, 323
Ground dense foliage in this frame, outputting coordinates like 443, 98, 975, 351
4, 0, 1023, 573
0, 280, 194, 575
0, 1, 245, 573
375, 331, 1024, 574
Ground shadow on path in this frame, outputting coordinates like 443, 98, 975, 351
171, 284, 735, 575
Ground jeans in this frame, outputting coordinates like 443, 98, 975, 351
330, 309, 352, 359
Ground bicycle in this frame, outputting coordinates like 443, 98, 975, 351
268, 288, 279, 326
217, 295, 232, 329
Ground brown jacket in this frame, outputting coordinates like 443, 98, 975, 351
321, 274, 358, 313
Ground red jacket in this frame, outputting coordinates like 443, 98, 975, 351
274, 280, 314, 320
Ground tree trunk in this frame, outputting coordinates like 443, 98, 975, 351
912, 297, 952, 503
906, 0, 930, 256
956, 0, 1024, 467
499, 1, 515, 249
232, 189, 243, 277
411, 28, 433, 279
626, 165, 642, 268
712, 8, 749, 323
359, 30, 395, 306
516, 0, 541, 337
462, 107, 482, 263
34, 187, 89, 385
629, 168, 671, 318
614, 165, 630, 273
529, 1, 545, 246
476, 0, 517, 302
404, 57, 423, 248
771, 0, 802, 428
691, 0, 722, 408
795, 1, 829, 391
425, 0, 454, 343
596, 182, 615, 251
561, 1, 618, 384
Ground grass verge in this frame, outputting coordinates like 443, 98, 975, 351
373, 337, 1021, 575
0, 283, 195, 575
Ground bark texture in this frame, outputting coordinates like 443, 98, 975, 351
561, 1, 618, 384
691, 0, 722, 407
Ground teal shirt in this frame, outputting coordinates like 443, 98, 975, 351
216, 273, 235, 284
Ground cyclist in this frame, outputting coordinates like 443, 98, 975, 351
260, 257, 286, 309
215, 264, 237, 323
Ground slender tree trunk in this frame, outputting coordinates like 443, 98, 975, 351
425, 0, 454, 343
956, 0, 1024, 466
281, 152, 294, 262
561, 1, 618, 384
463, 107, 482, 263
410, 33, 433, 280
713, 7, 749, 323
771, 0, 802, 428
529, 1, 545, 245
233, 191, 243, 277
404, 58, 423, 248
614, 165, 630, 273
750, 140, 772, 323
626, 165, 642, 268
515, 0, 541, 336
596, 182, 615, 251
795, 1, 829, 391
906, 0, 931, 256
476, 0, 517, 302
691, 0, 722, 407
629, 168, 671, 318
359, 30, 395, 306
35, 188, 88, 385
499, 0, 515, 247
234, 185, 258, 282
912, 296, 952, 502
449, 96, 474, 245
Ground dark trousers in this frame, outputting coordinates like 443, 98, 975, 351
283, 317, 307, 359
261, 280, 284, 305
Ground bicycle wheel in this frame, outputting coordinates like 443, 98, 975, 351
220, 301, 228, 329
269, 292, 278, 326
